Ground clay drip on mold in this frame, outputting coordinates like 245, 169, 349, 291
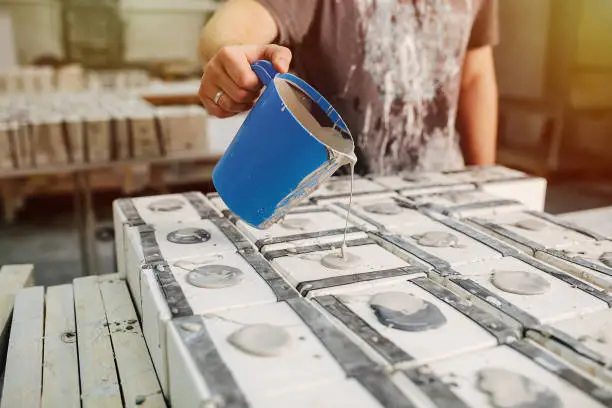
599, 252, 612, 268
320, 251, 361, 270
147, 198, 184, 212
186, 265, 244, 289
167, 228, 211, 244
413, 231, 459, 248
227, 324, 292, 357
363, 202, 402, 215
477, 368, 562, 408
514, 219, 547, 231
369, 291, 447, 331
490, 270, 550, 296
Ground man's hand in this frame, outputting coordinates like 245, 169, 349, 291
199, 44, 292, 118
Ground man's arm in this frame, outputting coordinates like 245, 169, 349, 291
457, 46, 498, 166
199, 0, 278, 64
197, 0, 291, 117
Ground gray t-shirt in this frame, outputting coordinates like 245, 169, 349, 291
256, 0, 499, 175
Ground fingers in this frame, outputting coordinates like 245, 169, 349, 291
199, 44, 293, 118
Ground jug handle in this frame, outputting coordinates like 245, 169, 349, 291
251, 60, 279, 86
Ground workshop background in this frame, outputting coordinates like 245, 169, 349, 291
0, 0, 611, 285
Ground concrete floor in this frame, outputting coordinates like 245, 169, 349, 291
1, 181, 612, 287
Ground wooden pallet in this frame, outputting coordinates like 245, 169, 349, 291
0, 272, 166, 408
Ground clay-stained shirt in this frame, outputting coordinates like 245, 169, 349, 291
255, 0, 499, 175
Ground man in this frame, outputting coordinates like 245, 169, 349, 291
198, 0, 499, 175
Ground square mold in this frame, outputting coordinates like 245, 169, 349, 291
535, 240, 612, 292
446, 256, 611, 328
330, 196, 434, 233
468, 211, 597, 255
402, 341, 611, 408
166, 298, 379, 408
113, 192, 222, 278
528, 308, 612, 386
267, 238, 426, 297
140, 250, 296, 396
479, 177, 548, 212
312, 277, 517, 370
402, 190, 525, 218
236, 207, 376, 249
124, 218, 253, 315
375, 217, 509, 272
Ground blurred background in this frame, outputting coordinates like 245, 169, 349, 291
0, 0, 611, 284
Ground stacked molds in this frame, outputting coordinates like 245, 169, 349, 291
401, 340, 612, 408
468, 211, 599, 255
440, 165, 548, 211
113, 192, 223, 279
312, 276, 519, 370
374, 215, 516, 273
166, 298, 423, 408
264, 236, 427, 297
527, 309, 612, 385
443, 255, 612, 330
330, 195, 433, 233
535, 239, 612, 292
372, 172, 475, 196
401, 190, 525, 218
124, 217, 255, 313
235, 206, 377, 251
140, 248, 297, 396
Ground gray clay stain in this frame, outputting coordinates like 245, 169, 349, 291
167, 227, 211, 244
363, 202, 402, 215
413, 231, 459, 248
599, 252, 612, 268
186, 265, 244, 289
147, 198, 184, 212
514, 219, 547, 232
477, 368, 563, 408
227, 324, 292, 357
369, 291, 447, 332
490, 270, 550, 296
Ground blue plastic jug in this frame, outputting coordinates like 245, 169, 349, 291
212, 60, 356, 229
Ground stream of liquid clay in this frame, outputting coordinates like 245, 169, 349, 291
490, 270, 551, 295
340, 162, 356, 260
227, 324, 292, 357
369, 291, 447, 331
477, 368, 562, 408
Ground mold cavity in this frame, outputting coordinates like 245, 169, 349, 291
490, 271, 550, 295
186, 265, 244, 288
514, 219, 547, 231
363, 202, 402, 215
325, 180, 350, 193
320, 251, 362, 270
227, 324, 291, 357
280, 217, 312, 230
147, 198, 184, 212
167, 228, 211, 244
369, 291, 447, 332
413, 231, 459, 248
477, 368, 562, 408
599, 252, 612, 268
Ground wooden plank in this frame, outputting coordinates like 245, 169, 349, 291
0, 286, 44, 408
0, 264, 34, 366
74, 276, 123, 408
42, 284, 81, 408
99, 279, 167, 408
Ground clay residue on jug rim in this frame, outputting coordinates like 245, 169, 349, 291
275, 77, 356, 165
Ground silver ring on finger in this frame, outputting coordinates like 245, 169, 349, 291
213, 90, 224, 105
